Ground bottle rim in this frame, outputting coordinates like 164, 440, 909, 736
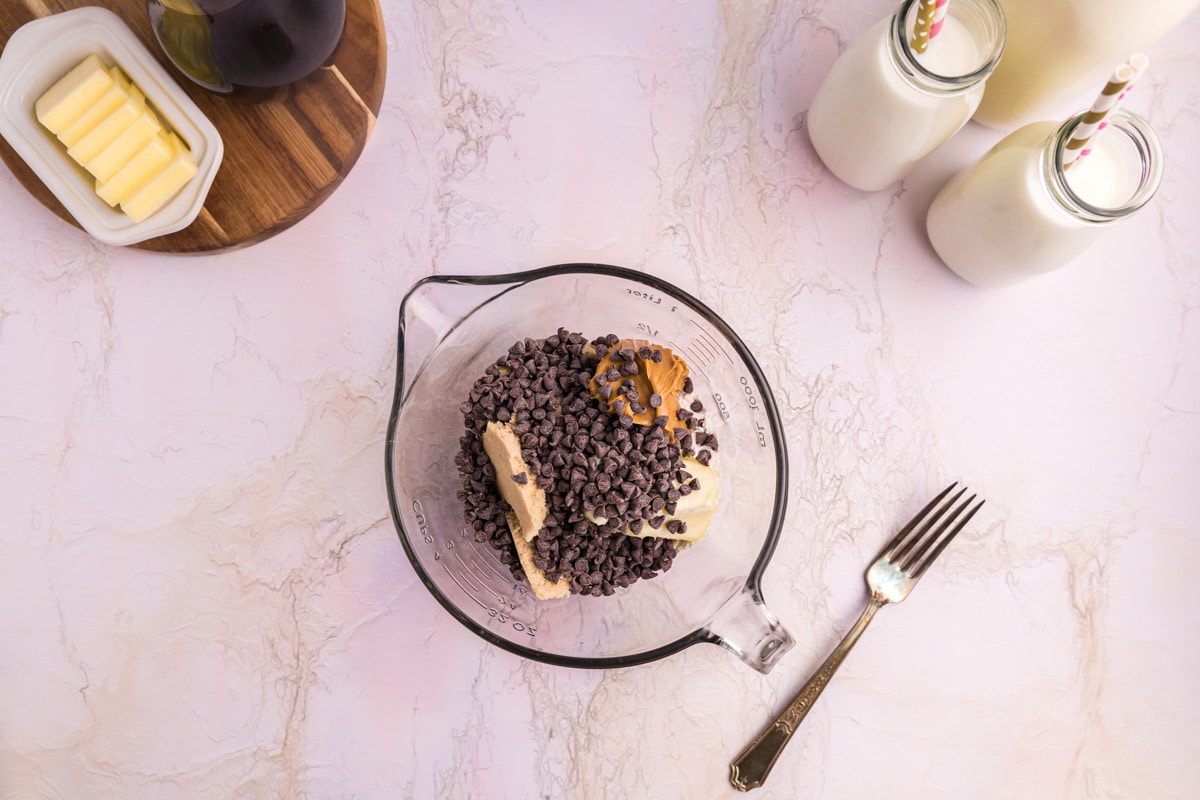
1045, 109, 1164, 223
888, 0, 1006, 95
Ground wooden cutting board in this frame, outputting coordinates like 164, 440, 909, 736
0, 0, 386, 253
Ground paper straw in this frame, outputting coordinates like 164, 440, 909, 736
1116, 53, 1149, 102
911, 0, 939, 53
930, 0, 950, 40
1063, 55, 1147, 169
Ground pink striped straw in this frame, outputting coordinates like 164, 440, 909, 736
929, 0, 950, 40
1063, 54, 1148, 169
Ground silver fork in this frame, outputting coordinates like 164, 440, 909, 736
729, 483, 985, 792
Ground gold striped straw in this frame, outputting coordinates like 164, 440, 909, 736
1063, 55, 1148, 170
911, 0, 939, 53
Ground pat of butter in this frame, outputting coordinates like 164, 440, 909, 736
86, 106, 161, 183
96, 131, 174, 207
66, 84, 146, 166
590, 457, 720, 543
119, 132, 198, 222
57, 67, 132, 148
34, 53, 115, 134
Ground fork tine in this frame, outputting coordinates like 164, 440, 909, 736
894, 486, 969, 567
907, 495, 985, 579
881, 482, 957, 562
902, 489, 974, 568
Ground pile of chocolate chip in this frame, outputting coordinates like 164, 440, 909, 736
455, 329, 718, 597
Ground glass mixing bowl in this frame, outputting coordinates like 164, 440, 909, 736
385, 264, 794, 672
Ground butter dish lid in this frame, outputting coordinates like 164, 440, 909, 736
0, 7, 223, 246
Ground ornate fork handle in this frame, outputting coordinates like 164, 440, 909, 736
730, 595, 887, 792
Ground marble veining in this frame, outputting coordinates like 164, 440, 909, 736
1, 1, 1198, 799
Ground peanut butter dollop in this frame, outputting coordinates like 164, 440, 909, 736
588, 339, 690, 439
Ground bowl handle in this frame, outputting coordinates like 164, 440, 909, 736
703, 583, 794, 674
394, 275, 510, 404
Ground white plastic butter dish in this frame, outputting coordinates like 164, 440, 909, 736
0, 7, 222, 246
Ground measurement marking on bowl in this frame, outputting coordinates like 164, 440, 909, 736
446, 549, 487, 595
441, 556, 537, 636
457, 551, 512, 603
438, 531, 530, 609
473, 537, 519, 583
625, 288, 676, 308
674, 321, 735, 380
443, 565, 490, 611
476, 556, 514, 586
413, 500, 434, 544
469, 537, 535, 603
447, 554, 512, 606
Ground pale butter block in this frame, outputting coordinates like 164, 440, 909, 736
66, 84, 146, 166
34, 53, 114, 134
481, 421, 548, 542
96, 131, 174, 207
602, 457, 720, 543
119, 133, 197, 222
86, 106, 161, 183
505, 512, 570, 600
57, 67, 132, 148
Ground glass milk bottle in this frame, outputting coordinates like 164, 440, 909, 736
807, 0, 1006, 191
925, 109, 1162, 287
974, 0, 1199, 129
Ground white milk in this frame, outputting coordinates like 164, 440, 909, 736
807, 0, 1005, 191
926, 110, 1162, 287
975, 0, 1200, 129
1064, 143, 1140, 209
915, 18, 981, 76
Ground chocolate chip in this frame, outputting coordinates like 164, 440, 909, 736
512, 473, 528, 485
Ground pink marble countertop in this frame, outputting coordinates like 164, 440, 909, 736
1, 3, 1197, 798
